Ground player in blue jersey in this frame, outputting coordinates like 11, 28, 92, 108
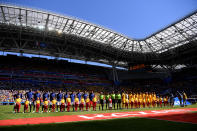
42, 91, 49, 112
77, 90, 82, 105
26, 89, 33, 112
49, 91, 56, 112
70, 91, 75, 111
83, 91, 88, 100
89, 91, 95, 107
64, 92, 68, 100
33, 90, 41, 113
56, 90, 63, 112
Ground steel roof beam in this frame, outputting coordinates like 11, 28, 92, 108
45, 14, 50, 31
0, 6, 6, 22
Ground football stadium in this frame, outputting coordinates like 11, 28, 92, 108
0, 1, 197, 131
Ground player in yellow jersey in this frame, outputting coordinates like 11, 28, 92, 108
148, 93, 153, 107
35, 97, 40, 113
80, 96, 85, 111
15, 95, 22, 113
138, 97, 142, 108
85, 97, 90, 111
134, 97, 138, 108
142, 98, 146, 108
43, 98, 48, 112
66, 95, 71, 112
156, 96, 160, 107
147, 97, 150, 108
129, 92, 133, 101
122, 92, 126, 108
130, 96, 134, 109
145, 92, 148, 103
74, 95, 79, 111
51, 97, 57, 112
152, 96, 156, 108
142, 92, 146, 100
164, 96, 168, 107
153, 93, 157, 107
92, 96, 97, 111
60, 98, 65, 112
125, 98, 129, 109
24, 98, 29, 113
139, 92, 143, 100
159, 96, 163, 108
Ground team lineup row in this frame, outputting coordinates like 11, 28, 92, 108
13, 90, 187, 113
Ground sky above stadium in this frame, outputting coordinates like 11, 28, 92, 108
1, 0, 197, 39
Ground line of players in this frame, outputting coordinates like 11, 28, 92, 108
14, 90, 97, 113
99, 91, 170, 111
13, 90, 172, 113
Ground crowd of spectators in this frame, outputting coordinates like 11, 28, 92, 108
0, 55, 197, 104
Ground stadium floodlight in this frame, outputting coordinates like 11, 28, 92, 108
48, 27, 54, 31
38, 25, 44, 30
57, 30, 62, 34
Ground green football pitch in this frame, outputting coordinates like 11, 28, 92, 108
0, 104, 197, 131
0, 104, 197, 120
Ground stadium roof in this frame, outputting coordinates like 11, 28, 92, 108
0, 4, 197, 67
0, 4, 197, 53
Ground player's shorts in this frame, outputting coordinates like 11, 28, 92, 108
80, 103, 84, 106
28, 100, 32, 105
75, 102, 79, 105
109, 103, 112, 108
106, 100, 109, 104
24, 104, 28, 109
100, 100, 104, 104
36, 103, 40, 108
44, 105, 48, 109
125, 102, 128, 106
61, 103, 65, 106
57, 101, 60, 106
16, 103, 21, 109
93, 102, 97, 107
67, 102, 71, 106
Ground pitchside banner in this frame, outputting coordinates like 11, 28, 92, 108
174, 97, 191, 105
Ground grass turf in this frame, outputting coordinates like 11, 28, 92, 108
0, 104, 197, 120
0, 117, 197, 131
